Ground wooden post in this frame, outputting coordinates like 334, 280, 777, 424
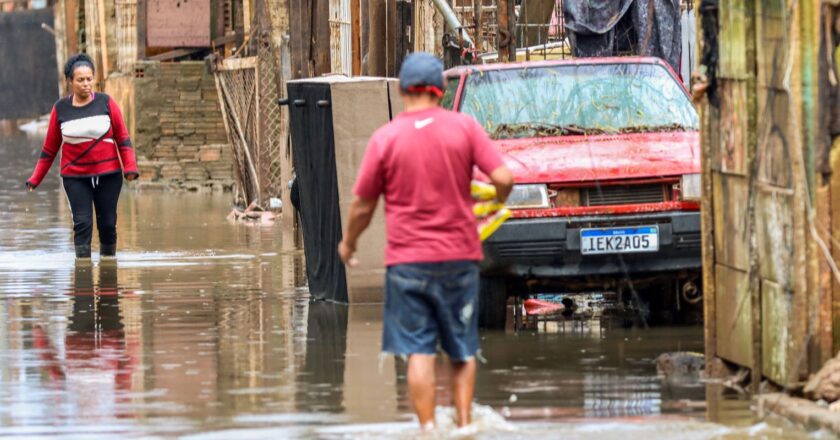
313, 0, 331, 75
367, 0, 386, 75
498, 0, 515, 62
473, 0, 482, 52
65, 0, 78, 54
243, 0, 251, 35
385, 0, 397, 76
351, 0, 361, 75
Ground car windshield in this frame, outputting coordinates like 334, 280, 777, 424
457, 63, 699, 140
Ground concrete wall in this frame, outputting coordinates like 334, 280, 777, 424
125, 61, 233, 190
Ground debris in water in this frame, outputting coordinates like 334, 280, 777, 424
523, 298, 565, 316
805, 351, 840, 403
227, 202, 276, 224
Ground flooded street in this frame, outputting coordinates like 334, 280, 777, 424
0, 131, 824, 438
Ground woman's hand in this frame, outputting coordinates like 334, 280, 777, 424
124, 172, 139, 181
25, 182, 36, 192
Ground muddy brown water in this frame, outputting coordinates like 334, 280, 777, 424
0, 131, 827, 438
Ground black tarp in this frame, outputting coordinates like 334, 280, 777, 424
287, 82, 349, 303
0, 9, 58, 120
564, 0, 682, 72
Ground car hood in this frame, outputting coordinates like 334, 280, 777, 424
494, 131, 700, 183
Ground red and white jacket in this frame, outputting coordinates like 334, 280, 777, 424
27, 93, 139, 188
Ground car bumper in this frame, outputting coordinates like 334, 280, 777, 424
481, 211, 701, 278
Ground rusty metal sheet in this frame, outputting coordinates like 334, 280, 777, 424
715, 264, 753, 367
713, 174, 749, 271
147, 0, 211, 47
762, 279, 794, 385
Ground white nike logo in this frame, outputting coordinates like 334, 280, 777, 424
414, 117, 434, 129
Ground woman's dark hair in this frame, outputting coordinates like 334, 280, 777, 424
64, 53, 95, 80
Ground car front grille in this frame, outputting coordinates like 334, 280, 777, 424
495, 239, 564, 258
581, 184, 668, 207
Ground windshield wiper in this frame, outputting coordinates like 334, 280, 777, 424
491, 122, 609, 139
618, 123, 696, 134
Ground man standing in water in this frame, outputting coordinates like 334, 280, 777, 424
338, 52, 514, 429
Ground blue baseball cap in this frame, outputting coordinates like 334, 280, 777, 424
399, 52, 444, 96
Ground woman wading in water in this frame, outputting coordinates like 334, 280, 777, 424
26, 54, 139, 259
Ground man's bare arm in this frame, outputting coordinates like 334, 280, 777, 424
489, 166, 514, 203
338, 196, 379, 265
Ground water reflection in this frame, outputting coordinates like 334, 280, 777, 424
298, 301, 348, 413
0, 130, 818, 438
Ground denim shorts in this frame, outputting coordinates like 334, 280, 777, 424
382, 260, 480, 362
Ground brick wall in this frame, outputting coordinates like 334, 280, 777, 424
131, 61, 234, 190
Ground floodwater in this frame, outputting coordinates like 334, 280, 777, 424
0, 128, 826, 439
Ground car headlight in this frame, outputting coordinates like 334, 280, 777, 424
506, 184, 550, 209
681, 174, 701, 201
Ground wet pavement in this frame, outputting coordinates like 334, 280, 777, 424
0, 129, 829, 438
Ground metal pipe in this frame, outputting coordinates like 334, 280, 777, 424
430, 0, 475, 48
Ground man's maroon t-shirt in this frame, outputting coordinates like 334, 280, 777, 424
353, 106, 504, 266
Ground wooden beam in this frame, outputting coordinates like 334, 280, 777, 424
351, 0, 360, 75
385, 0, 396, 76
367, 0, 385, 76
243, 0, 251, 35
64, 0, 77, 54
147, 47, 203, 61
313, 0, 330, 75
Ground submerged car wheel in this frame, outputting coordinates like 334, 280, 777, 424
479, 277, 508, 329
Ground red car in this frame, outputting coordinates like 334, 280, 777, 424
443, 57, 702, 327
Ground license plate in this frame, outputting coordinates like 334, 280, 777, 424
580, 226, 659, 255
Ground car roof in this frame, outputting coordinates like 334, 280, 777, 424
443, 56, 673, 77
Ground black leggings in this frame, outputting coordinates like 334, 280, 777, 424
63, 173, 123, 255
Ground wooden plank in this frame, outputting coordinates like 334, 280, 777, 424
314, 0, 331, 75
351, 0, 360, 75
243, 0, 251, 35
367, 0, 385, 75
289, 0, 311, 78
147, 47, 203, 61
217, 56, 258, 70
65, 0, 77, 54
712, 174, 749, 270
715, 264, 753, 368
385, 0, 396, 76
762, 279, 795, 385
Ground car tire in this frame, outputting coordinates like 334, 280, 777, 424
479, 277, 508, 329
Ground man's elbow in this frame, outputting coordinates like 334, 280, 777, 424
491, 167, 514, 190
352, 197, 378, 217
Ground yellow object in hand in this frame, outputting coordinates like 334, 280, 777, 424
471, 181, 497, 201
473, 201, 505, 218
478, 208, 511, 241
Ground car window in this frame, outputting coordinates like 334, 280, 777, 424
441, 76, 461, 110
459, 63, 699, 140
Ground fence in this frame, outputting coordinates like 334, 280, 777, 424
448, 0, 571, 63
213, 11, 288, 208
